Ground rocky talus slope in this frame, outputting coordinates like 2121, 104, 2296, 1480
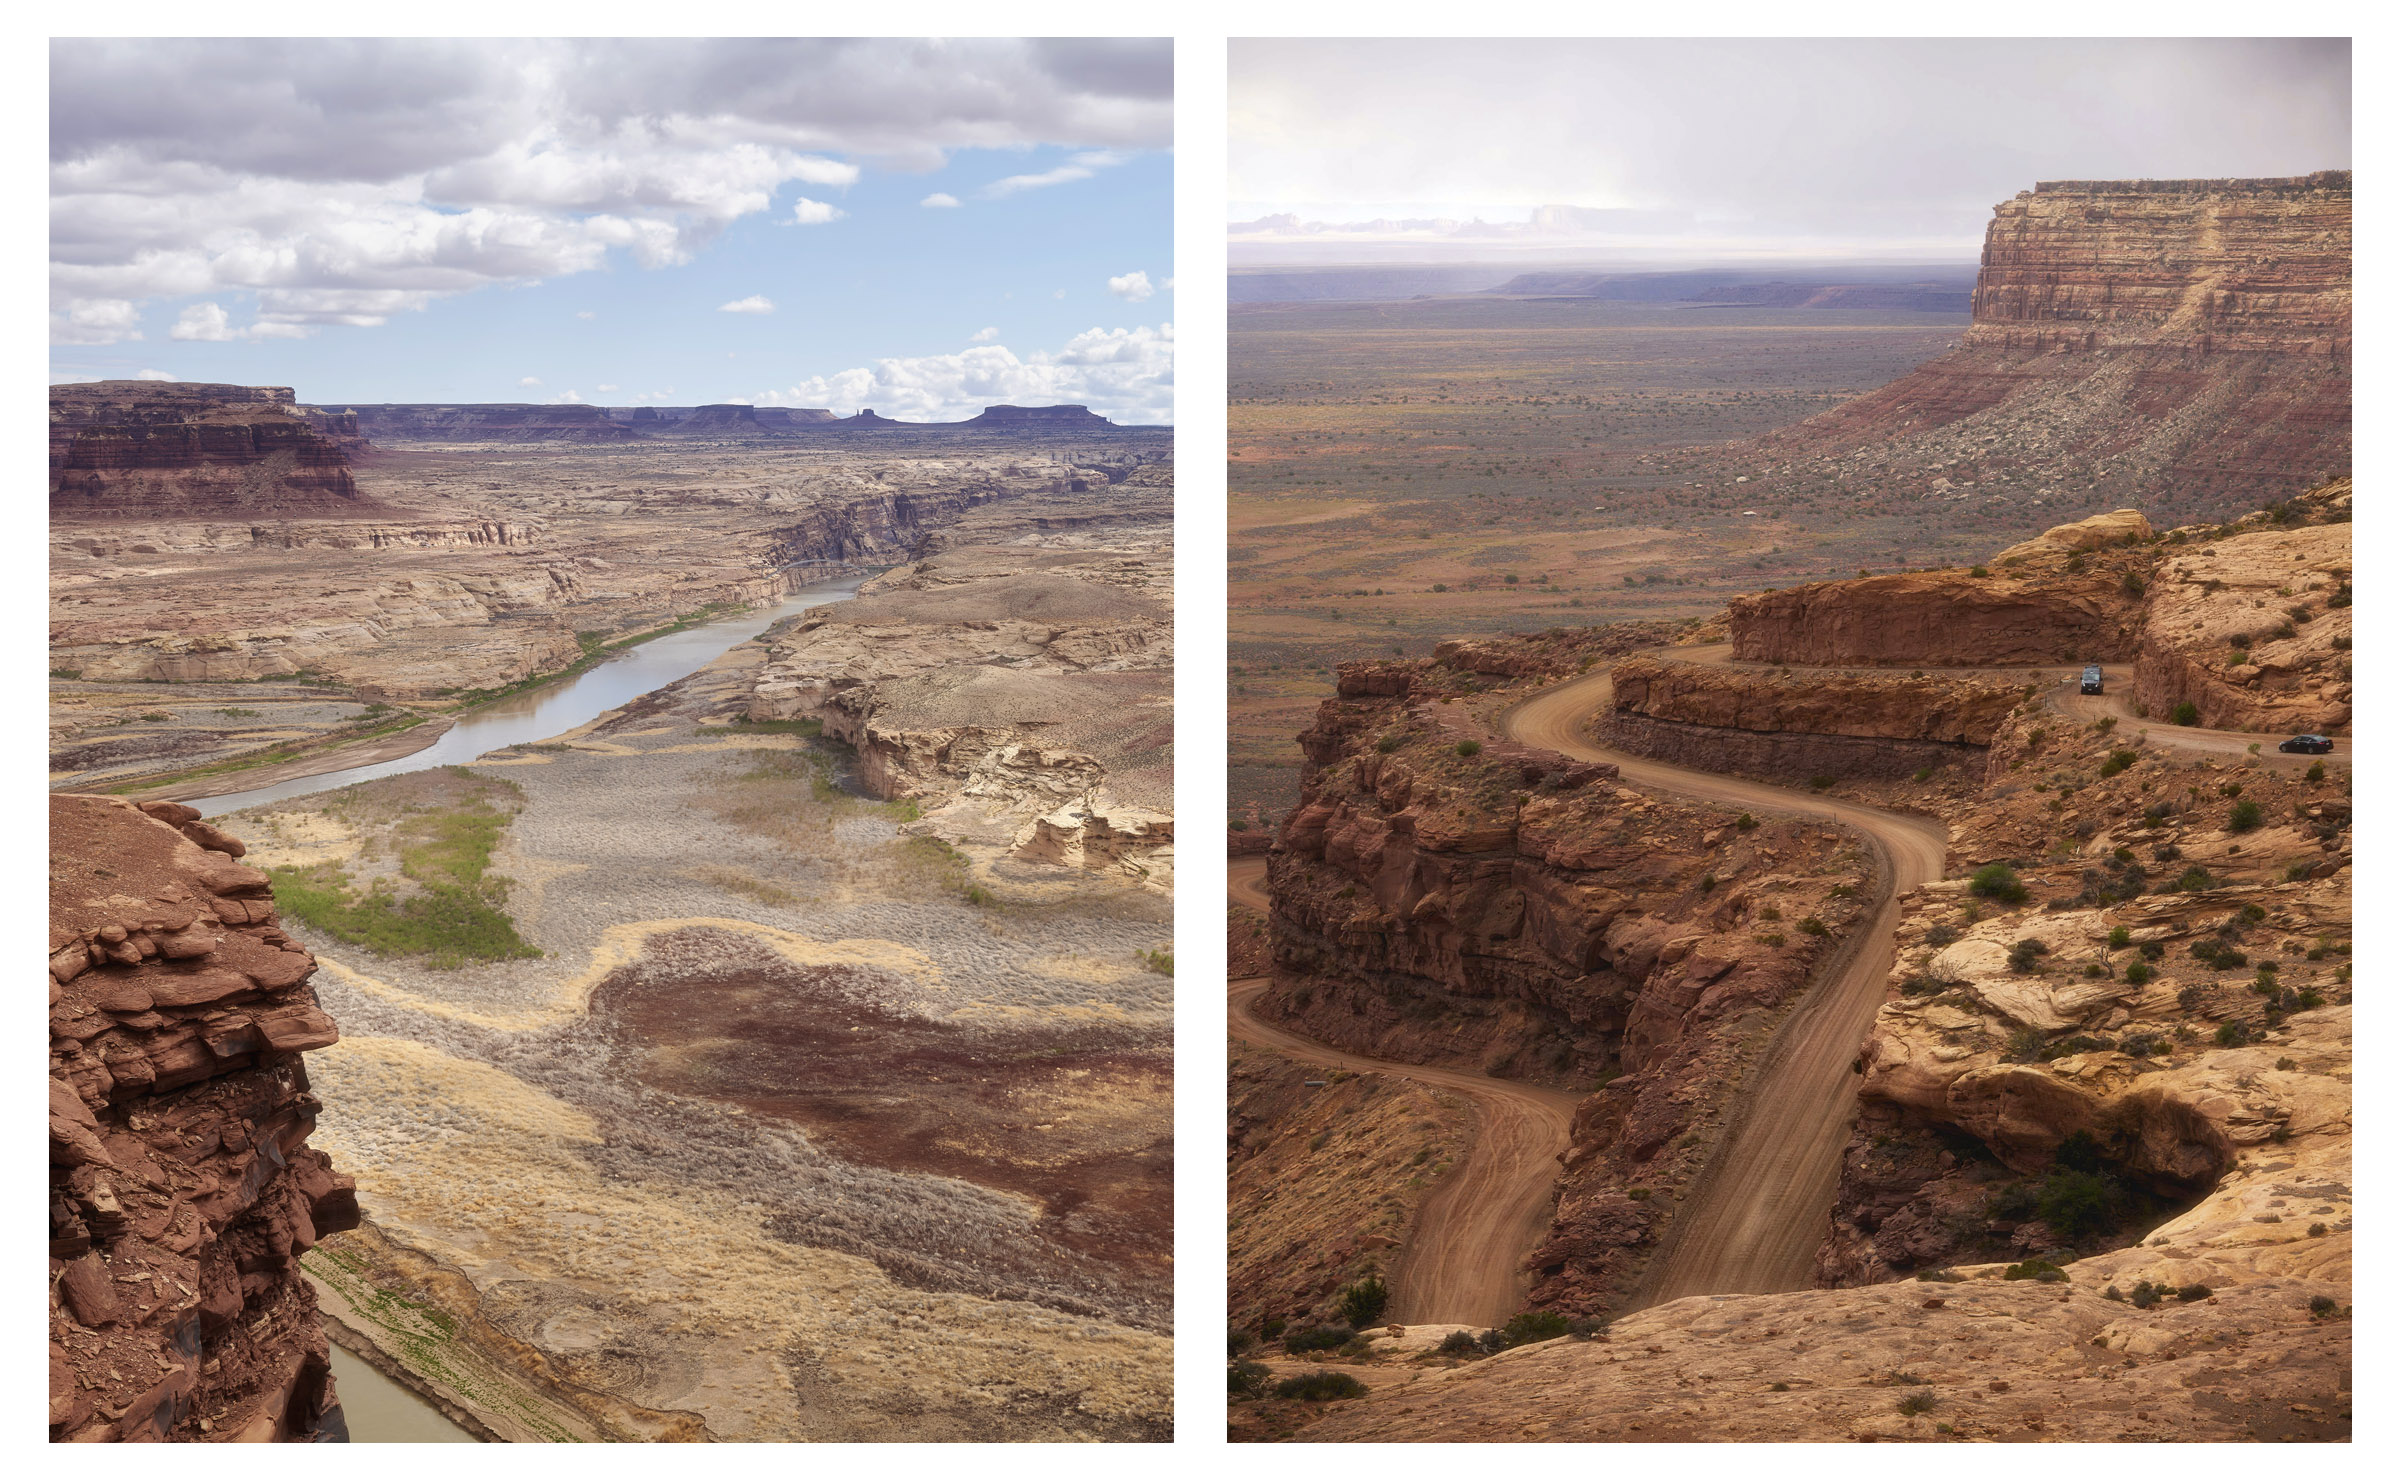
50, 796, 358, 1442
52, 382, 376, 521
746, 501, 1173, 889
1260, 638, 1869, 1316
1756, 173, 2348, 517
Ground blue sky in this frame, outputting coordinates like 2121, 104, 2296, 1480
51, 39, 1174, 421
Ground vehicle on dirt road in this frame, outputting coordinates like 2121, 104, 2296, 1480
2279, 734, 2336, 754
2080, 664, 2106, 695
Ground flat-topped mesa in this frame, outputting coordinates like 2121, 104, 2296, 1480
315, 401, 638, 443
968, 404, 1117, 428
1970, 171, 2352, 359
1764, 172, 2350, 504
49, 795, 357, 1442
52, 381, 371, 520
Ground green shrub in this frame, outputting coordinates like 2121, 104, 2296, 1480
1274, 1370, 1369, 1402
2172, 866, 2216, 892
1228, 1360, 1272, 1398
2128, 1281, 2163, 1309
1807, 775, 1837, 791
1499, 1311, 1572, 1347
2107, 926, 2131, 949
2176, 1284, 2213, 1302
1969, 565, 1990, 578
1970, 863, 2028, 903
1454, 739, 1482, 757
1228, 1328, 1256, 1357
2121, 571, 2146, 597
1735, 812, 1758, 831
2036, 1170, 2121, 1240
1336, 1274, 1389, 1329
2309, 1295, 2340, 1317
2004, 1027, 2047, 1063
2002, 1259, 2066, 1283
1259, 1316, 1286, 1342
2099, 749, 2139, 778
2306, 760, 2327, 782
2171, 701, 2200, 726
1437, 1329, 1482, 1356
1699, 873, 1718, 892
2214, 1022, 2251, 1048
1911, 767, 1934, 783
2123, 961, 2152, 985
1897, 1391, 1937, 1417
1375, 733, 1404, 753
2006, 938, 2050, 972
1797, 916, 1828, 937
2227, 799, 2263, 833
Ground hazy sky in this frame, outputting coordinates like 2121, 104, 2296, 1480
1230, 38, 2350, 262
51, 38, 1174, 421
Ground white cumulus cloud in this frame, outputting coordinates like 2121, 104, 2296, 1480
49, 38, 1170, 345
718, 295, 775, 314
791, 196, 846, 225
982, 148, 1134, 198
920, 192, 961, 208
576, 309, 597, 320
743, 321, 1172, 425
547, 389, 586, 403
134, 368, 177, 380
169, 302, 238, 341
1107, 270, 1155, 302
597, 383, 618, 392
969, 326, 1000, 343
519, 376, 543, 387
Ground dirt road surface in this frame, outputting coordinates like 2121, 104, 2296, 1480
1501, 671, 1949, 1308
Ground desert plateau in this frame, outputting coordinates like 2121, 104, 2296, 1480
51, 382, 1176, 1442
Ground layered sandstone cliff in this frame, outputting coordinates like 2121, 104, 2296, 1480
1766, 173, 2350, 507
50, 796, 357, 1442
1728, 569, 2142, 667
318, 402, 636, 443
52, 382, 373, 521
1604, 656, 2024, 782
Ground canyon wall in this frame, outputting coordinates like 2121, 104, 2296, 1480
50, 796, 357, 1442
1766, 173, 2350, 507
1264, 648, 1870, 1310
318, 402, 638, 443
52, 382, 372, 521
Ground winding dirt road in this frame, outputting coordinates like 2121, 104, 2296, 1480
1503, 673, 1947, 1307
1228, 859, 1581, 1327
1230, 651, 2336, 1319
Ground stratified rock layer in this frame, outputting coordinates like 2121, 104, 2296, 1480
52, 382, 371, 520
1603, 658, 2026, 782
1728, 570, 2140, 667
1768, 173, 2350, 505
49, 795, 357, 1442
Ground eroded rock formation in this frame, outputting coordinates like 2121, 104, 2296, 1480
50, 796, 357, 1442
1767, 173, 2350, 507
52, 382, 374, 521
1604, 656, 2023, 781
1264, 646, 1869, 1310
1728, 569, 2142, 667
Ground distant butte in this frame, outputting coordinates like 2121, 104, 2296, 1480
300, 399, 1147, 441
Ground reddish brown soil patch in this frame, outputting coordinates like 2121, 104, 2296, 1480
588, 946, 1169, 1319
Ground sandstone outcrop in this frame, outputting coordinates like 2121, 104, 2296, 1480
2132, 484, 2352, 732
52, 382, 374, 521
1991, 508, 2153, 566
746, 538, 1174, 888
1603, 656, 2023, 781
50, 795, 357, 1442
1767, 174, 2350, 508
1265, 644, 1870, 1311
1729, 569, 2140, 666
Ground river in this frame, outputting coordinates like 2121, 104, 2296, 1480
326, 1342, 480, 1442
192, 574, 866, 818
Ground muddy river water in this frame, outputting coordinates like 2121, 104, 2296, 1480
191, 575, 865, 818
327, 1343, 479, 1442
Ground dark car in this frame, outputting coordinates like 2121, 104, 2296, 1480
2080, 664, 2105, 696
2278, 735, 2335, 755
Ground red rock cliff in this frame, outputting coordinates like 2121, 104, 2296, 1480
50, 796, 358, 1443
51, 382, 371, 520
